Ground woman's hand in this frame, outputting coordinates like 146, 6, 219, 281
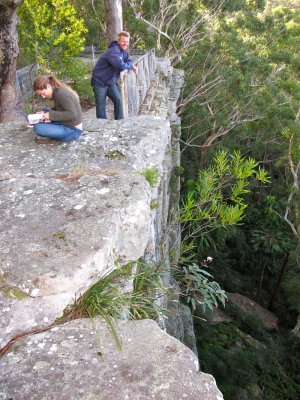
36, 111, 50, 122
41, 112, 50, 122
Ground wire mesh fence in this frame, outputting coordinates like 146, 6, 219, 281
16, 64, 38, 100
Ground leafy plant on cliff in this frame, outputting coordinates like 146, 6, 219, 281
174, 260, 227, 312
62, 260, 169, 355
180, 150, 270, 254
139, 168, 159, 188
173, 150, 270, 314
65, 266, 129, 352
129, 261, 169, 320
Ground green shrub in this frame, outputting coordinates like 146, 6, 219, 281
195, 322, 300, 400
62, 260, 169, 354
225, 303, 268, 341
57, 58, 94, 104
174, 262, 227, 312
140, 168, 159, 187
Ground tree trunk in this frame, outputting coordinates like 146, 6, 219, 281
0, 0, 26, 123
292, 314, 300, 338
104, 0, 123, 46
256, 255, 267, 301
268, 253, 289, 311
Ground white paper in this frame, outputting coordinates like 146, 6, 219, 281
27, 114, 42, 124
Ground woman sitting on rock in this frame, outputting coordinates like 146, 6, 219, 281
33, 75, 83, 143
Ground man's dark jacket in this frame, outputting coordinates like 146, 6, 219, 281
91, 41, 133, 87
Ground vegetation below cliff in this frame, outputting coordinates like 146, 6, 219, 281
195, 309, 300, 400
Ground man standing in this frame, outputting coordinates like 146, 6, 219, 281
91, 31, 138, 120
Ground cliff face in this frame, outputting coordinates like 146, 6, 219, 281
0, 59, 223, 399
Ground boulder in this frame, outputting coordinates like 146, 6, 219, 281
0, 116, 170, 348
0, 318, 223, 400
228, 293, 278, 331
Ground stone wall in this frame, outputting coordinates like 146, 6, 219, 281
0, 59, 223, 400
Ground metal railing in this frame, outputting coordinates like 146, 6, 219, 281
120, 49, 157, 118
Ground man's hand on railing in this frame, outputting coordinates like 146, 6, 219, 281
132, 64, 138, 76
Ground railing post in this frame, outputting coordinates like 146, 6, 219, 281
15, 71, 22, 98
92, 45, 96, 66
120, 70, 129, 119
119, 48, 156, 118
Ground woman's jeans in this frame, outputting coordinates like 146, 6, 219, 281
92, 83, 123, 120
33, 122, 82, 141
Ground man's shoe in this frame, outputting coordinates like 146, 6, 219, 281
35, 136, 59, 144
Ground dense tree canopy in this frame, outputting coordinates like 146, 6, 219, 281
18, 0, 87, 74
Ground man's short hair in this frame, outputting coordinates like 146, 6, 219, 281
118, 31, 130, 39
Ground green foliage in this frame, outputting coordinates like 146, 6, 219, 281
250, 228, 292, 257
50, 58, 94, 104
172, 165, 184, 176
178, 3, 300, 183
106, 150, 127, 160
140, 168, 159, 187
225, 303, 268, 341
64, 256, 228, 353
22, 101, 33, 114
72, 268, 126, 351
195, 321, 300, 400
178, 240, 198, 264
181, 150, 270, 244
178, 150, 269, 317
150, 200, 159, 209
282, 271, 300, 313
130, 261, 168, 320
248, 196, 295, 260
69, 260, 167, 320
70, 0, 106, 46
0, 286, 29, 300
18, 0, 87, 73
175, 262, 227, 312
64, 260, 169, 353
